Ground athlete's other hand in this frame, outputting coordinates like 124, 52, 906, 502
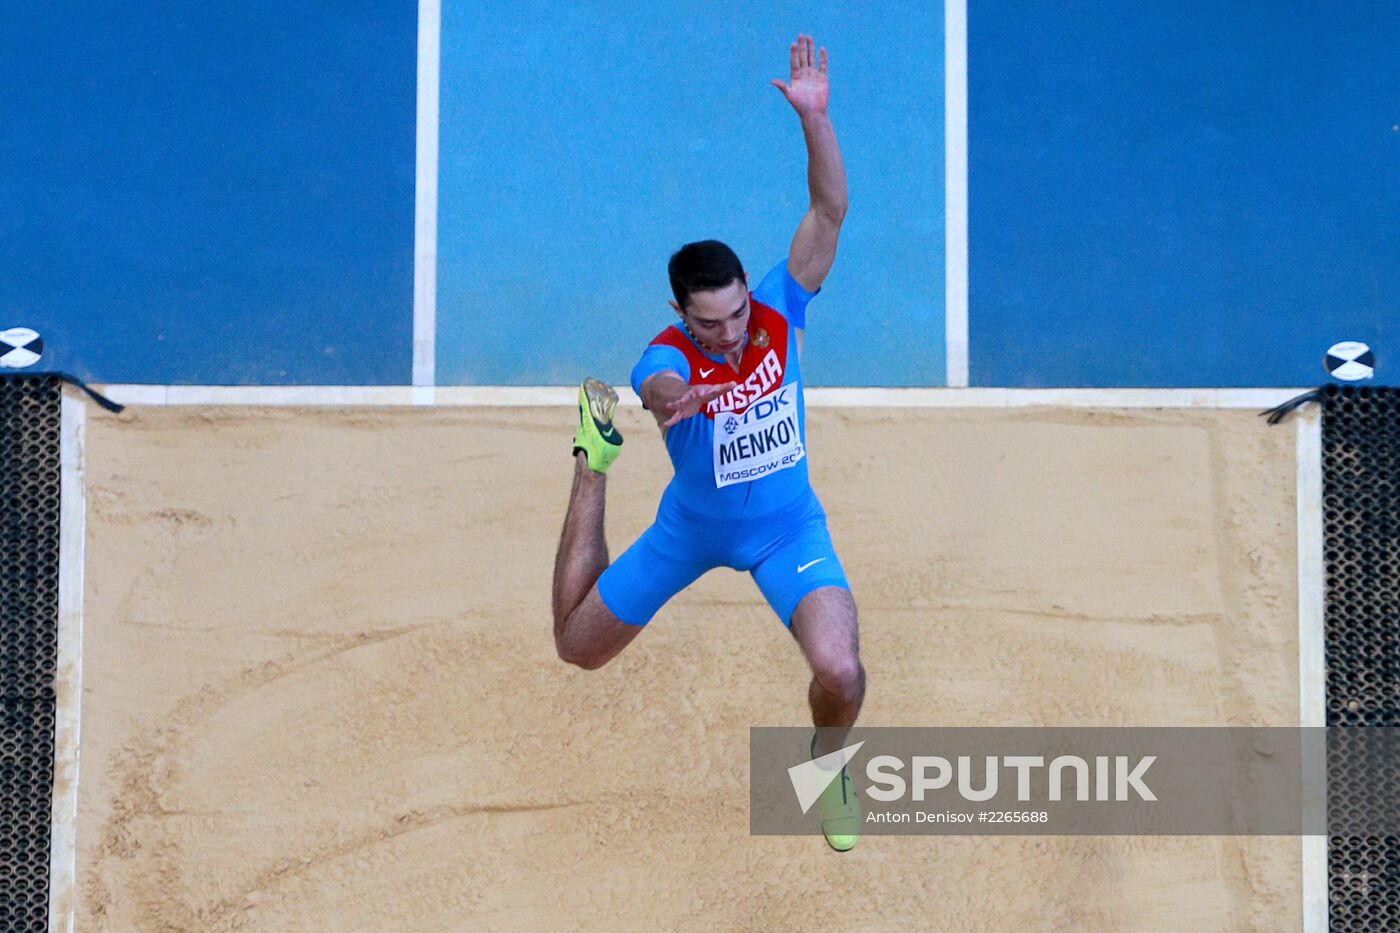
662, 382, 737, 428
771, 34, 828, 117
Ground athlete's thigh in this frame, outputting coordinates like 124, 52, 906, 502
749, 509, 850, 628
557, 587, 643, 668
595, 519, 711, 627
789, 585, 859, 672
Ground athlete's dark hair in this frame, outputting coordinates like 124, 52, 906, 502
668, 240, 746, 311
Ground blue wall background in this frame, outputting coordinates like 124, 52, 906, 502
3, 1, 1392, 388
970, 0, 1397, 387
0, 1, 416, 384
435, 1, 945, 387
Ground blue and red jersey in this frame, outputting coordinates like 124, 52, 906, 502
630, 260, 819, 518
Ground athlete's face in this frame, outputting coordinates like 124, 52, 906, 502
671, 276, 750, 355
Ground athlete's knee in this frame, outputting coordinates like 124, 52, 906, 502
555, 632, 610, 670
814, 655, 865, 702
556, 642, 607, 670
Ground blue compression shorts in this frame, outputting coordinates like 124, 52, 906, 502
596, 488, 850, 628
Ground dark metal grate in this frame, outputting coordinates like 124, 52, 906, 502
1323, 384, 1400, 930
0, 376, 62, 931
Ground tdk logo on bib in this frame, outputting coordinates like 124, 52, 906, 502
711, 384, 804, 488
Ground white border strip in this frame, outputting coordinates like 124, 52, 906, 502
412, 0, 441, 390
93, 385, 1311, 409
944, 0, 969, 388
1295, 408, 1328, 933
49, 391, 86, 933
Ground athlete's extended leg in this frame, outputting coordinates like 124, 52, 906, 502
791, 587, 865, 757
748, 495, 865, 757
791, 585, 865, 851
551, 382, 639, 670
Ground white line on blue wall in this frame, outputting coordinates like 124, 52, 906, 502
412, 0, 442, 392
944, 0, 969, 388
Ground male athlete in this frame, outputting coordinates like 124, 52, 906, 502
551, 35, 864, 851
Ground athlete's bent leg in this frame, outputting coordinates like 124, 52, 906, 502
551, 452, 642, 669
556, 589, 640, 670
790, 586, 865, 758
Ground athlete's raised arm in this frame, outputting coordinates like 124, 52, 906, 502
772, 34, 847, 294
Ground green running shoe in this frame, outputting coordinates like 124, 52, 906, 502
573, 378, 623, 473
812, 734, 862, 852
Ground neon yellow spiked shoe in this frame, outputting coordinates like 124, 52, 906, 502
812, 734, 862, 852
573, 378, 623, 473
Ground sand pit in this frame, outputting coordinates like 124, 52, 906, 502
76, 403, 1301, 929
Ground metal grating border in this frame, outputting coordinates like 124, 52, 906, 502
1323, 384, 1400, 929
0, 376, 62, 931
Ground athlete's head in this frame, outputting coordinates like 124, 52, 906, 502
668, 240, 750, 355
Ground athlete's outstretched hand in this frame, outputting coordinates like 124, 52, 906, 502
770, 34, 828, 118
662, 382, 737, 429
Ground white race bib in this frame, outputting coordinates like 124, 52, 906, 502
711, 383, 804, 488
